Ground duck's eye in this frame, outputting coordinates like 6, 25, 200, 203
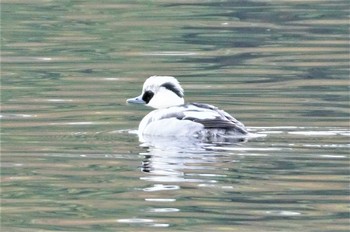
142, 90, 154, 104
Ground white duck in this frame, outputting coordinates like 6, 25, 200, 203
127, 76, 248, 142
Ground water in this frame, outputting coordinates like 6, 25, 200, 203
1, 0, 349, 231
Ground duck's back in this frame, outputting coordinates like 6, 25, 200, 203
138, 103, 248, 138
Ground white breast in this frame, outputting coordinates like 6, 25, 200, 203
138, 109, 204, 137
140, 117, 203, 137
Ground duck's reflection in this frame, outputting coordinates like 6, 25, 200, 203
139, 135, 247, 184
140, 151, 190, 183
136, 135, 247, 228
139, 133, 248, 151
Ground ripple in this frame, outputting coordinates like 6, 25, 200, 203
117, 218, 154, 224
145, 198, 176, 202
2, 56, 53, 63
289, 131, 340, 136
320, 155, 346, 158
148, 208, 180, 213
204, 146, 279, 152
265, 210, 301, 216
302, 144, 350, 148
47, 99, 73, 102
143, 184, 180, 192
142, 51, 198, 56
0, 114, 36, 119
50, 121, 107, 125
151, 223, 170, 227
141, 176, 200, 183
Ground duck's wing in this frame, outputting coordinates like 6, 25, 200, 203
177, 103, 248, 134
140, 103, 247, 136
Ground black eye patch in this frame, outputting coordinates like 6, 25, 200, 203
142, 90, 154, 104
161, 82, 183, 98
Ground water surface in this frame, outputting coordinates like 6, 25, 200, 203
1, 0, 349, 231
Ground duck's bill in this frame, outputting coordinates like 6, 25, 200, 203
126, 95, 145, 104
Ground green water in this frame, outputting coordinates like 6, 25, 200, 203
1, 0, 349, 231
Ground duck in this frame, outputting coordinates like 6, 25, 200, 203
127, 76, 248, 142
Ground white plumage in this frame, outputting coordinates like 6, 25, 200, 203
127, 76, 248, 142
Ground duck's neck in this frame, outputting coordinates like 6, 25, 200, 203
148, 88, 184, 109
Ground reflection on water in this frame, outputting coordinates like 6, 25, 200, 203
139, 133, 251, 150
1, 0, 349, 231
133, 126, 349, 230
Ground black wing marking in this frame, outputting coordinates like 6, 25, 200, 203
153, 103, 247, 134
182, 103, 248, 134
183, 117, 247, 134
183, 118, 235, 128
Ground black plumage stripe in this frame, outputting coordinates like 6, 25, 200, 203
161, 82, 184, 98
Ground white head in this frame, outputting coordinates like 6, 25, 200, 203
127, 76, 185, 109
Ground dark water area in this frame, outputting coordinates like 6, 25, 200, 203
1, 0, 349, 231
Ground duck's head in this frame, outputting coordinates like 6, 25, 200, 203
127, 76, 185, 109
